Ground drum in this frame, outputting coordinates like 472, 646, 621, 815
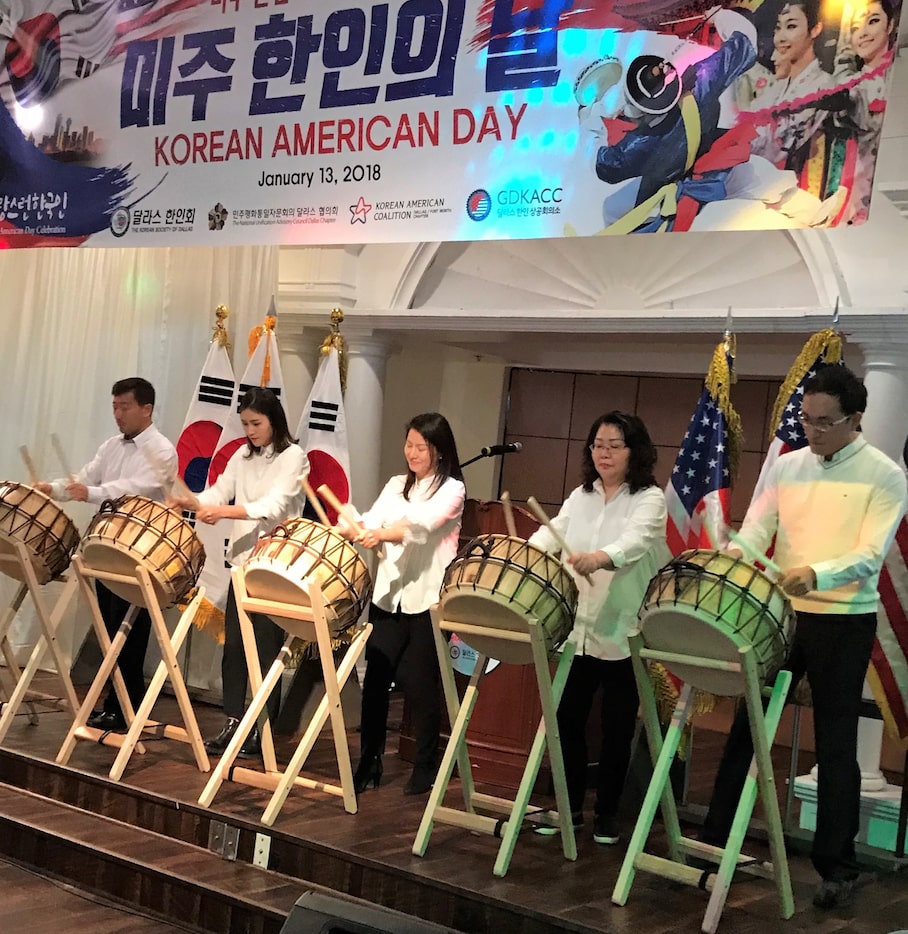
0, 480, 80, 584
640, 549, 794, 696
440, 535, 578, 665
80, 495, 205, 609
243, 518, 372, 643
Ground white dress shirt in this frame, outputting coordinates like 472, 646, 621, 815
529, 481, 671, 660
360, 474, 466, 614
49, 424, 176, 506
197, 442, 308, 565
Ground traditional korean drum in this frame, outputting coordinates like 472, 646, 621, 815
80, 495, 205, 608
640, 549, 794, 696
441, 535, 578, 665
243, 518, 372, 643
0, 480, 80, 584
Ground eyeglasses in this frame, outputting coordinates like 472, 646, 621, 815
797, 411, 851, 433
590, 442, 627, 454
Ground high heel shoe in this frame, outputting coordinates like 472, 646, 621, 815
403, 766, 434, 796
353, 755, 383, 793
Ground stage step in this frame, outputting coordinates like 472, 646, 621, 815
0, 780, 306, 934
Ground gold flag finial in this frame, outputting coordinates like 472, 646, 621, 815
320, 307, 348, 394
212, 304, 231, 349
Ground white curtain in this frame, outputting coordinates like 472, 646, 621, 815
0, 244, 278, 673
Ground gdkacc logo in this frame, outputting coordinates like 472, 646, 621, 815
465, 189, 491, 222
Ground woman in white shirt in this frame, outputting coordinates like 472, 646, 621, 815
531, 412, 670, 845
346, 412, 465, 796
172, 388, 307, 757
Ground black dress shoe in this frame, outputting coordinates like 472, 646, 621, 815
87, 709, 126, 731
403, 767, 434, 796
237, 726, 261, 759
204, 717, 240, 754
353, 755, 383, 794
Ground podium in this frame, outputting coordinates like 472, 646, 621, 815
56, 553, 209, 780
611, 631, 794, 933
0, 540, 80, 744
198, 565, 371, 822
412, 601, 576, 877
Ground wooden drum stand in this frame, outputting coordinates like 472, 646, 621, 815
55, 553, 209, 780
611, 631, 794, 933
198, 565, 371, 822
412, 604, 577, 877
0, 541, 80, 743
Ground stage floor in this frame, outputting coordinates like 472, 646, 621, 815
0, 677, 906, 934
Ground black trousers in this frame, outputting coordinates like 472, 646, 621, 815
557, 653, 639, 819
359, 603, 440, 772
702, 611, 877, 882
220, 582, 286, 723
95, 580, 151, 717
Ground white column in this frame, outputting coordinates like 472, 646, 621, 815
848, 330, 908, 790
278, 323, 322, 433
345, 334, 394, 511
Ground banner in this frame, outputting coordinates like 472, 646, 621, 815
0, 0, 900, 248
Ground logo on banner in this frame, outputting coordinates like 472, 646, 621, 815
466, 189, 491, 222
349, 196, 372, 224
110, 207, 130, 237
208, 202, 228, 230
449, 633, 500, 677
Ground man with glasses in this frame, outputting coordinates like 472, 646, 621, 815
699, 365, 907, 909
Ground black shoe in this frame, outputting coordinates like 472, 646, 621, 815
593, 814, 620, 845
87, 709, 126, 731
237, 726, 261, 759
533, 811, 583, 836
813, 877, 855, 910
353, 755, 383, 794
204, 717, 240, 754
403, 766, 434, 796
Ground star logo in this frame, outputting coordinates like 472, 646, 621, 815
349, 196, 372, 224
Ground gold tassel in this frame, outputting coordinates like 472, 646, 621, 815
247, 314, 278, 386
319, 307, 348, 395
177, 592, 226, 644
650, 662, 719, 760
768, 329, 843, 447
704, 338, 743, 486
212, 304, 231, 350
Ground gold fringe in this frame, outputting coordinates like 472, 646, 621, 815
768, 329, 843, 447
319, 307, 348, 395
650, 662, 719, 759
704, 339, 743, 486
212, 304, 231, 350
247, 314, 278, 386
175, 590, 226, 644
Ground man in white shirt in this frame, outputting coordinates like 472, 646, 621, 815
700, 366, 907, 910
39, 377, 177, 732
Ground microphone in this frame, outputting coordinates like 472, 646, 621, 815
480, 441, 523, 457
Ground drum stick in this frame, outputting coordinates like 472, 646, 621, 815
317, 483, 364, 537
18, 445, 40, 486
500, 491, 518, 538
50, 433, 74, 482
299, 475, 331, 526
171, 473, 201, 511
728, 529, 782, 577
526, 496, 594, 585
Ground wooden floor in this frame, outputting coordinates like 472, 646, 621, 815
0, 675, 907, 934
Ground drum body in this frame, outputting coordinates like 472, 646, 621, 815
80, 495, 205, 608
0, 481, 80, 584
640, 549, 794, 696
441, 535, 578, 665
243, 518, 372, 642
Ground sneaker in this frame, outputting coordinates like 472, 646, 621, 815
812, 877, 855, 910
533, 811, 583, 836
593, 815, 619, 845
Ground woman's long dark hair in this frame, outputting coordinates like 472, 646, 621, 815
581, 411, 658, 495
402, 412, 464, 500
239, 387, 296, 457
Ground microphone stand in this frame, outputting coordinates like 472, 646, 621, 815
459, 452, 488, 469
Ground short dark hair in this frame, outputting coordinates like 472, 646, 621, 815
403, 412, 464, 500
111, 377, 155, 408
581, 411, 658, 494
238, 387, 296, 455
803, 365, 867, 415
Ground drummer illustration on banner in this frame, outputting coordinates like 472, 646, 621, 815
700, 366, 907, 910
530, 411, 671, 845
169, 386, 307, 759
36, 377, 176, 732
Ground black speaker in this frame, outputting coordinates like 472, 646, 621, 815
279, 892, 456, 934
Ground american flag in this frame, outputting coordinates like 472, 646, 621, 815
665, 341, 741, 553
756, 329, 908, 745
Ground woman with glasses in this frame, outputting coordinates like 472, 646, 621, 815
343, 413, 465, 796
530, 411, 670, 845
